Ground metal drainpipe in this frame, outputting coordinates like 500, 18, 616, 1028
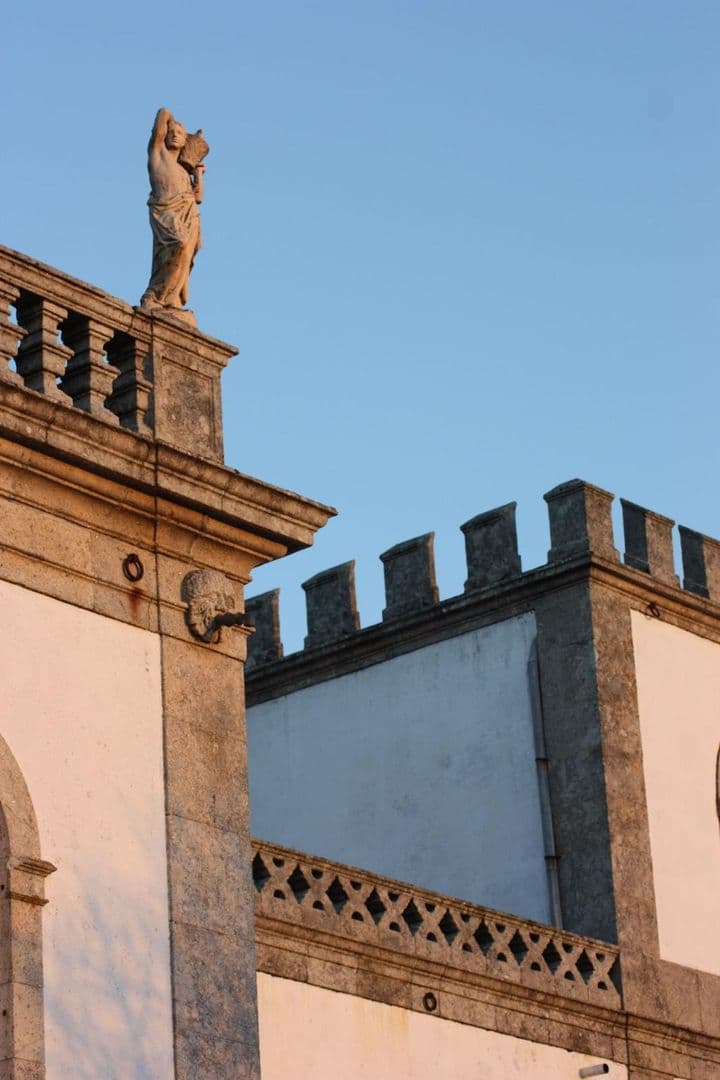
527, 640, 563, 928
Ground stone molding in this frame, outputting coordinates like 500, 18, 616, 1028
7, 856, 57, 906
256, 922, 720, 1078
0, 377, 334, 555
0, 368, 331, 1077
0, 378, 335, 663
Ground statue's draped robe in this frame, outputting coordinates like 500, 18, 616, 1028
144, 190, 201, 308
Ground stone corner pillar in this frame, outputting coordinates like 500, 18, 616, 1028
159, 564, 259, 1078
143, 312, 237, 463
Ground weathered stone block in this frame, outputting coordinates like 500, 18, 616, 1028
461, 502, 521, 591
621, 500, 678, 586
303, 561, 360, 648
166, 814, 255, 941
380, 533, 439, 620
172, 922, 259, 1045
245, 589, 283, 669
544, 479, 618, 563
165, 715, 249, 835
678, 525, 720, 601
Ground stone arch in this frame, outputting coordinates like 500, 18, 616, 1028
0, 733, 55, 1076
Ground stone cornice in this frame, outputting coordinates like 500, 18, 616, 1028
0, 378, 335, 556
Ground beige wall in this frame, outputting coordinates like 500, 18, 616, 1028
257, 973, 624, 1079
0, 579, 174, 1078
631, 610, 720, 976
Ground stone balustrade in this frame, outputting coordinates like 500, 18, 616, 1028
251, 838, 622, 1009
0, 245, 236, 462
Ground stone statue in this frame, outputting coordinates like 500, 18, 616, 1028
140, 108, 209, 325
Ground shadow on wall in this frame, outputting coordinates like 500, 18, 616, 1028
42, 846, 175, 1079
0, 578, 176, 1079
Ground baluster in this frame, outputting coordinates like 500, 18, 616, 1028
105, 331, 153, 432
0, 284, 26, 386
59, 314, 119, 422
14, 294, 73, 400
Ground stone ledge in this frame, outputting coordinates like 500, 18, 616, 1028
255, 922, 627, 1065
0, 380, 335, 555
255, 908, 720, 1077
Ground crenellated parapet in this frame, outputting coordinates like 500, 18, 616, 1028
246, 477, 720, 671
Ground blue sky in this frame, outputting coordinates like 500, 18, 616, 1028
4, 2, 720, 650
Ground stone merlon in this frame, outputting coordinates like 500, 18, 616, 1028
380, 532, 438, 621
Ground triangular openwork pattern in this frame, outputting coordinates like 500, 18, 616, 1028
251, 839, 621, 1008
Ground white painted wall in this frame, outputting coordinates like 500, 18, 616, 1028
248, 614, 551, 922
257, 973, 625, 1079
0, 579, 174, 1079
631, 610, 720, 976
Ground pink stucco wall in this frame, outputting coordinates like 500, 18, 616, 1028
0, 579, 174, 1078
257, 973, 624, 1079
632, 610, 720, 977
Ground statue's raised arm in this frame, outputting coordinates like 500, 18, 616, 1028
139, 108, 209, 326
148, 107, 172, 154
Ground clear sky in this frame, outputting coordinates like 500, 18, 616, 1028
3, 2, 719, 651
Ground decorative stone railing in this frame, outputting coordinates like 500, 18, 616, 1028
251, 839, 622, 1009
0, 245, 235, 462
